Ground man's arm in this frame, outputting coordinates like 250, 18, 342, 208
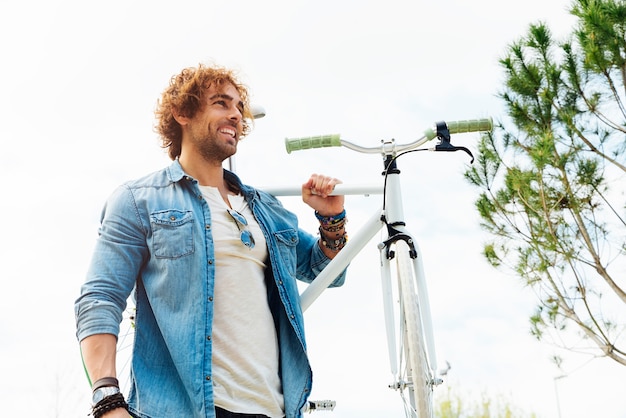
301, 174, 346, 260
76, 185, 147, 417
80, 334, 118, 384
81, 334, 130, 417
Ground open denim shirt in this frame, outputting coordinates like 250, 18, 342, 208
75, 160, 346, 418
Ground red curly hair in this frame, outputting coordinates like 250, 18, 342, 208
155, 64, 253, 160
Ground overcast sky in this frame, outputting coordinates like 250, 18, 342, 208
1, 1, 624, 417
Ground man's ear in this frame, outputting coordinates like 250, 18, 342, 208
172, 108, 190, 126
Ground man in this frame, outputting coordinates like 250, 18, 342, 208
75, 63, 348, 418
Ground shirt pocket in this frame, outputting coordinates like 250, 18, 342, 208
274, 229, 299, 274
150, 209, 195, 259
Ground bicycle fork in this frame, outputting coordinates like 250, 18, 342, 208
377, 160, 442, 394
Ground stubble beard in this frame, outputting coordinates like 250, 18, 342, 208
195, 124, 238, 166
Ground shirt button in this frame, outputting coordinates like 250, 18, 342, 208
205, 224, 211, 230
208, 296, 213, 302
290, 314, 295, 319
206, 375, 211, 381
207, 335, 211, 341
208, 259, 214, 265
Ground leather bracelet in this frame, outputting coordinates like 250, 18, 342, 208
92, 377, 119, 392
92, 392, 128, 418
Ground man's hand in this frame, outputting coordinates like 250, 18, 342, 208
301, 174, 344, 216
101, 408, 131, 417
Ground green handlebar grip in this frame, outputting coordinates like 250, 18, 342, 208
423, 117, 493, 140
446, 118, 493, 134
285, 134, 341, 154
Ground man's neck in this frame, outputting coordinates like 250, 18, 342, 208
179, 153, 225, 184
178, 154, 238, 207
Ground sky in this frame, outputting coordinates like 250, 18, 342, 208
0, 0, 624, 417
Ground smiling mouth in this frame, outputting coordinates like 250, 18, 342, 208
219, 127, 237, 139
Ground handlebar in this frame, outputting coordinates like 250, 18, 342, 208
285, 117, 493, 155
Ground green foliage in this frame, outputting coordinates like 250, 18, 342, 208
435, 385, 537, 418
464, 0, 626, 365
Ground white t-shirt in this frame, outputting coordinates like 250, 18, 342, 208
199, 185, 284, 418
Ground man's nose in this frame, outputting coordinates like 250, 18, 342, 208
227, 104, 242, 122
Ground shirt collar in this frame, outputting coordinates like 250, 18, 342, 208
167, 159, 248, 196
167, 159, 187, 182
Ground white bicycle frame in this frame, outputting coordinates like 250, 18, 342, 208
259, 118, 490, 414
263, 177, 440, 393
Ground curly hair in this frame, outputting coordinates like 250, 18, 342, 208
154, 64, 253, 160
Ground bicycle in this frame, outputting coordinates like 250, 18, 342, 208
263, 118, 493, 417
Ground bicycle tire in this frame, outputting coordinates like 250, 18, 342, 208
395, 240, 433, 418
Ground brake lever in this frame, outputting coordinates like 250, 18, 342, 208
433, 121, 475, 163
434, 143, 475, 163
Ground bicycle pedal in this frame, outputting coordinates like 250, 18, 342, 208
306, 400, 336, 412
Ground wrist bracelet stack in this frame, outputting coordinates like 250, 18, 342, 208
92, 393, 128, 418
91, 377, 128, 418
316, 209, 348, 252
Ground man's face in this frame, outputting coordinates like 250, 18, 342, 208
185, 82, 245, 164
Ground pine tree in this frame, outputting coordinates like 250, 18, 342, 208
465, 0, 626, 366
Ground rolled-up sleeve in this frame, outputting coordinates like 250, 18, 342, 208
75, 184, 149, 342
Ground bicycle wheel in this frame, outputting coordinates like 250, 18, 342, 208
395, 239, 433, 417
116, 303, 136, 396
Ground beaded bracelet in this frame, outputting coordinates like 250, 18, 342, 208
92, 392, 128, 418
320, 218, 346, 233
315, 209, 346, 226
319, 226, 348, 252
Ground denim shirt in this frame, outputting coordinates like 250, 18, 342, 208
75, 160, 346, 418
